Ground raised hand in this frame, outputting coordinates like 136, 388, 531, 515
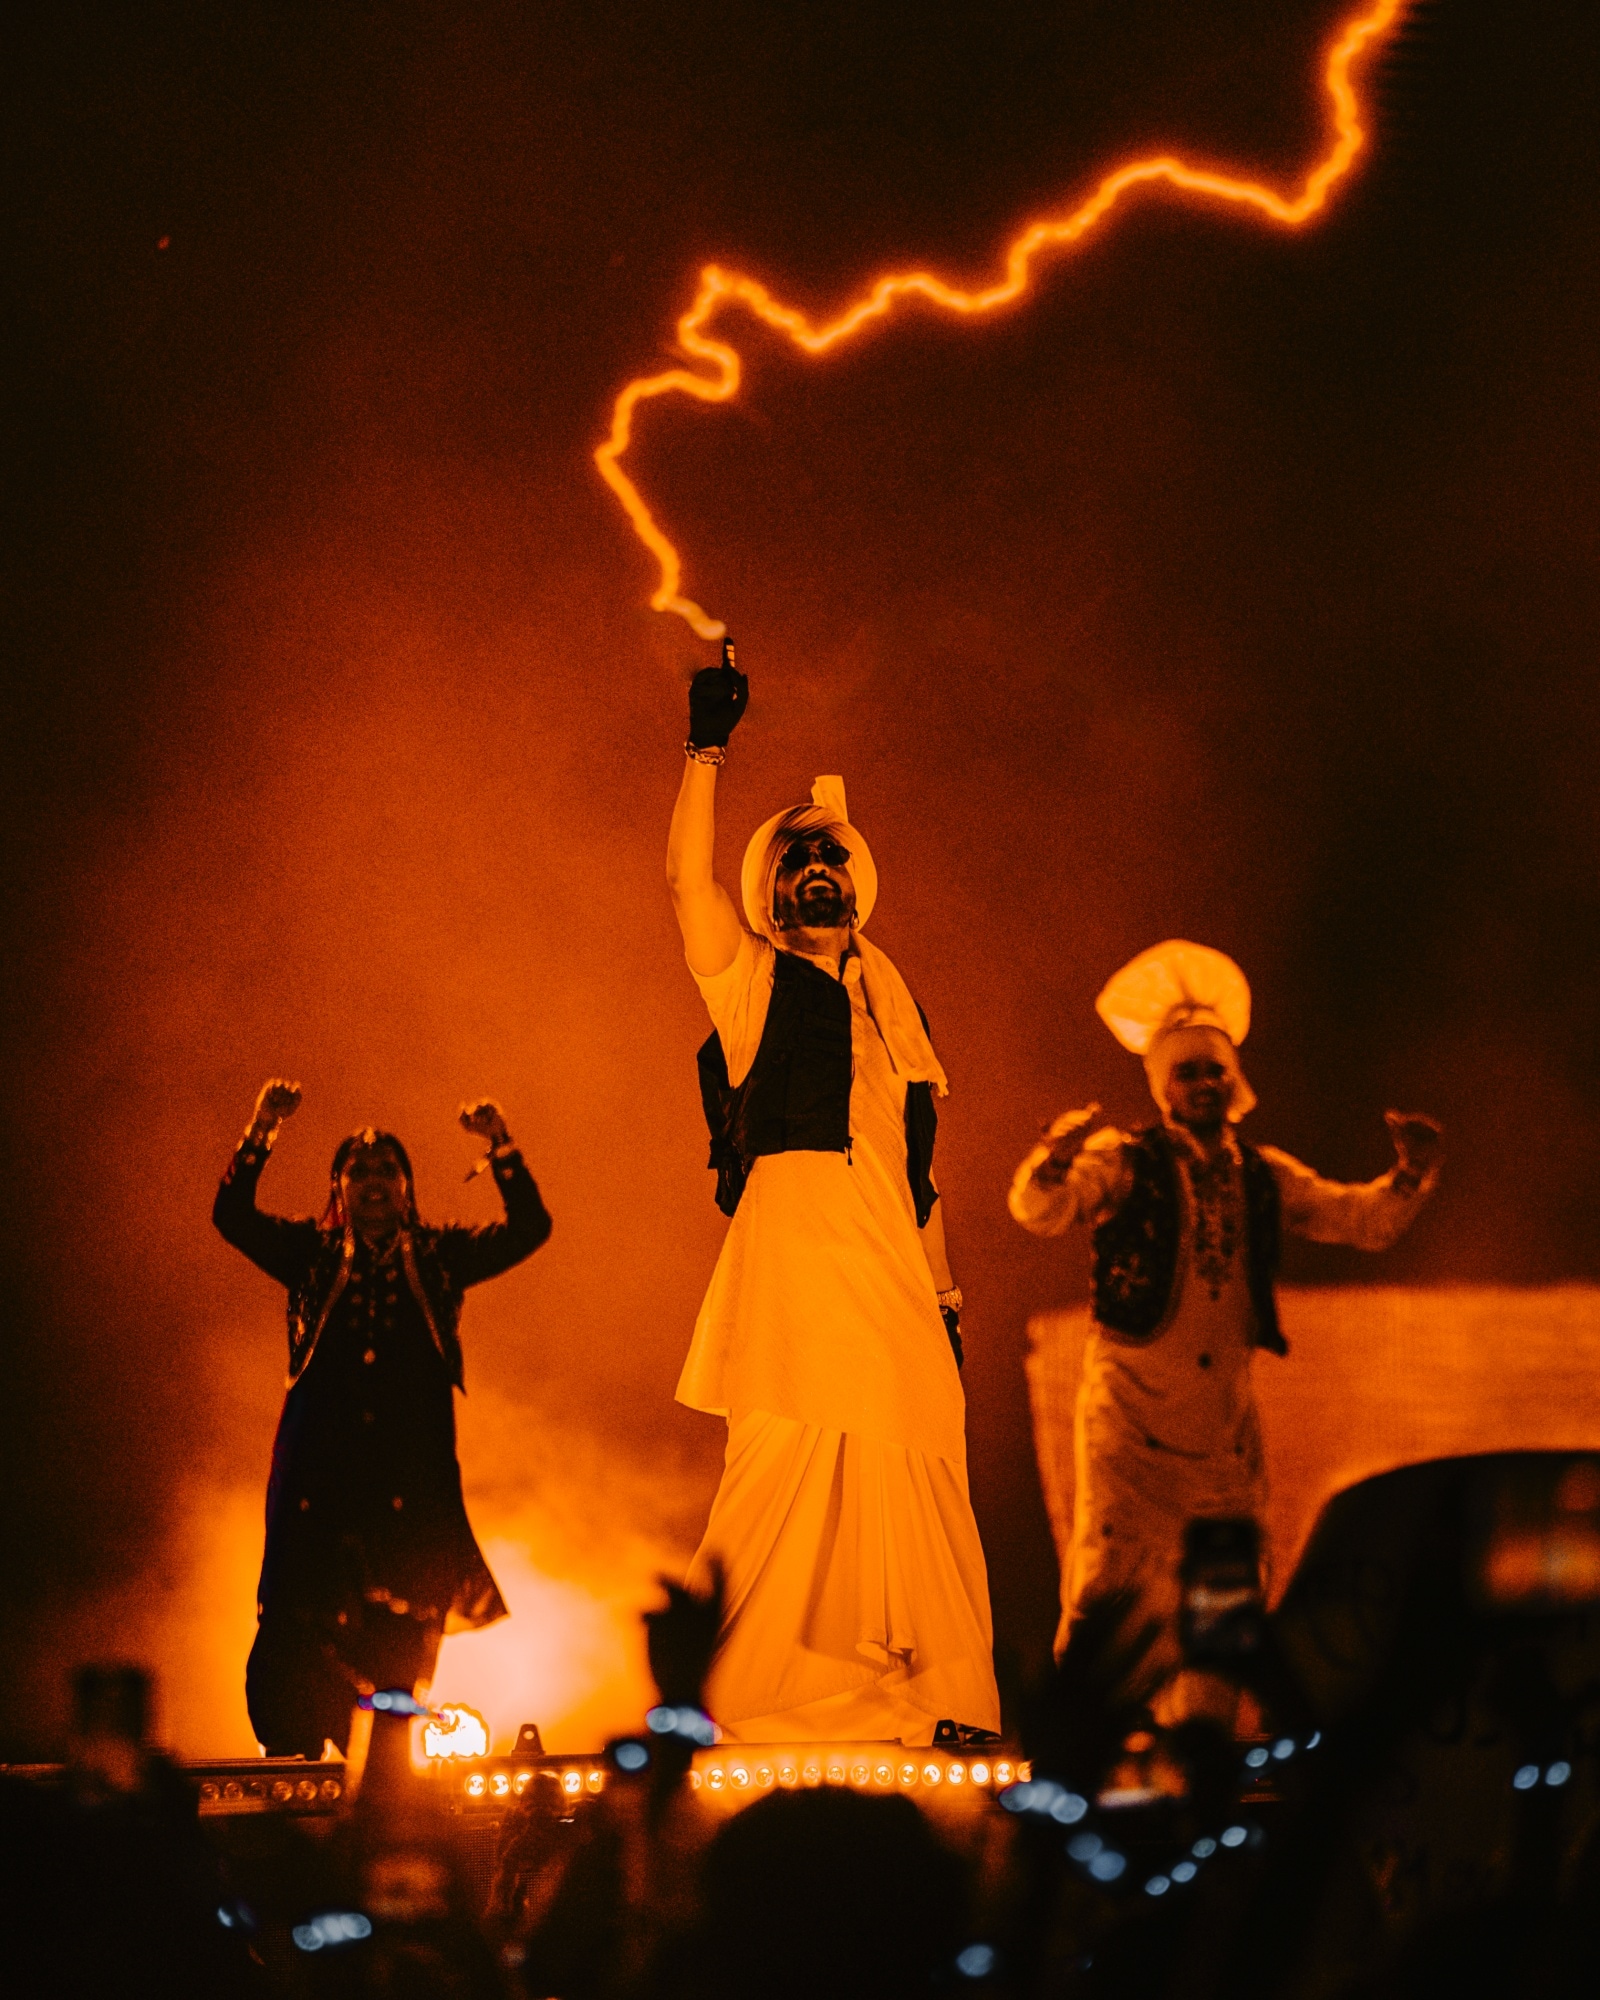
644, 1565, 724, 1710
686, 637, 749, 750
250, 1078, 302, 1134
459, 1099, 511, 1148
1384, 1109, 1443, 1181
1035, 1102, 1102, 1183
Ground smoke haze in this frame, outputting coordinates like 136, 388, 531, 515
4, 0, 1598, 1753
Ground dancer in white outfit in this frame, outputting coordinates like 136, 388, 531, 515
668, 647, 999, 1745
1008, 940, 1442, 1707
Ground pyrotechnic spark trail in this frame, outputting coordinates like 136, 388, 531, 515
596, 0, 1406, 641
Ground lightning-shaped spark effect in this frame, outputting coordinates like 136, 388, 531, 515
597, 0, 1406, 640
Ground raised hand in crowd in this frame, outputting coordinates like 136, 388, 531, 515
644, 1565, 724, 1713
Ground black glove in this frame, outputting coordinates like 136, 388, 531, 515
687, 639, 749, 750
942, 1306, 964, 1370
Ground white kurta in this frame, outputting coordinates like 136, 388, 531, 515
681, 933, 999, 1742
1010, 1122, 1434, 1679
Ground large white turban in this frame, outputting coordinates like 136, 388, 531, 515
1095, 939, 1257, 1121
738, 776, 944, 1096
739, 775, 877, 941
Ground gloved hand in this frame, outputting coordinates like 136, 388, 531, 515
687, 638, 749, 750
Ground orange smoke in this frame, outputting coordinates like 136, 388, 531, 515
596, 0, 1406, 639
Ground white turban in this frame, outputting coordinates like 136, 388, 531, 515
738, 776, 945, 1096
740, 775, 877, 941
1095, 939, 1257, 1121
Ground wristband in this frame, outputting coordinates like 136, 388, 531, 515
937, 1286, 963, 1313
685, 741, 727, 766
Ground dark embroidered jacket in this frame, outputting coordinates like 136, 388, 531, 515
213, 1137, 552, 1388
214, 1137, 551, 1631
697, 946, 938, 1225
1090, 1126, 1287, 1355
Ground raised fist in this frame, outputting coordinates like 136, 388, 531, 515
458, 1098, 511, 1147
686, 638, 749, 750
251, 1078, 302, 1131
1384, 1109, 1443, 1178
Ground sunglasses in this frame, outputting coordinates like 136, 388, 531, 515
777, 834, 851, 874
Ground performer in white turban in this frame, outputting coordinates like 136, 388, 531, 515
666, 647, 999, 1745
1008, 940, 1442, 1717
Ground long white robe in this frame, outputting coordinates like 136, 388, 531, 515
680, 933, 999, 1743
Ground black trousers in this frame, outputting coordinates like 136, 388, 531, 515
246, 1602, 442, 1757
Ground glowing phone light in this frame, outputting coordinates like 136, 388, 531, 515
596, 0, 1407, 638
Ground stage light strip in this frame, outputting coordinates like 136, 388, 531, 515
595, 0, 1405, 639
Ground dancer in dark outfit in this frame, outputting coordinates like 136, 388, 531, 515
215, 1079, 552, 1755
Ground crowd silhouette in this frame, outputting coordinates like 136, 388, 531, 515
4, 1450, 1598, 1999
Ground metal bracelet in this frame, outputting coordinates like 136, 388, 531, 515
685, 740, 727, 766
937, 1286, 963, 1313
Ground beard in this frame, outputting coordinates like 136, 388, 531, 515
786, 874, 850, 930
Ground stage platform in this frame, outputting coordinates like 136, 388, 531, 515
0, 1742, 1032, 1822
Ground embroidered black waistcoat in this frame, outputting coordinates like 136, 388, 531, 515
697, 946, 938, 1225
286, 1228, 469, 1389
1090, 1125, 1287, 1355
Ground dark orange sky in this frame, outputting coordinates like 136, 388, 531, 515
4, 0, 1598, 1754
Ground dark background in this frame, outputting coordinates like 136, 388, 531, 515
4, 0, 1597, 1757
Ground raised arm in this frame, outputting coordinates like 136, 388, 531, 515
667, 646, 748, 978
442, 1098, 553, 1285
1264, 1110, 1444, 1252
1008, 1106, 1129, 1237
213, 1077, 321, 1285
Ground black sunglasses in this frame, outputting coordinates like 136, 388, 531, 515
778, 834, 851, 874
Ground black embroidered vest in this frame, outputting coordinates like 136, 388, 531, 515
288, 1229, 468, 1389
1090, 1126, 1286, 1354
697, 947, 938, 1225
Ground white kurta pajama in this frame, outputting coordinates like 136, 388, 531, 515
681, 932, 1000, 1743
1010, 1123, 1433, 1679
